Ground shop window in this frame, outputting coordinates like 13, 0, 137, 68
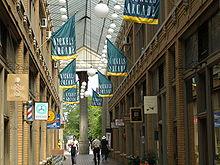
185, 33, 198, 69
159, 63, 164, 89
197, 73, 207, 113
0, 20, 7, 60
211, 63, 220, 163
185, 77, 199, 165
198, 21, 209, 61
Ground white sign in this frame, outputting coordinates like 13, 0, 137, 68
35, 102, 48, 120
144, 96, 158, 114
106, 133, 111, 148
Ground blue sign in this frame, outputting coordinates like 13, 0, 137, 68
47, 114, 61, 129
35, 102, 48, 120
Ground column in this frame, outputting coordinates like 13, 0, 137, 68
23, 50, 30, 165
41, 87, 47, 161
133, 86, 140, 156
165, 50, 174, 165
33, 73, 40, 165
0, 68, 4, 164
102, 98, 107, 136
175, 40, 186, 165
16, 41, 24, 165
78, 71, 89, 154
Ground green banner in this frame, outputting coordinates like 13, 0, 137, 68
98, 71, 113, 97
123, 0, 159, 24
51, 16, 77, 60
107, 39, 128, 76
59, 60, 76, 89
92, 90, 103, 106
63, 88, 79, 104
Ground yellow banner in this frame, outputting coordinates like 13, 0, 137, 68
123, 16, 158, 24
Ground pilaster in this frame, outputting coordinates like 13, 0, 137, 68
41, 87, 47, 161
165, 50, 174, 165
175, 40, 186, 165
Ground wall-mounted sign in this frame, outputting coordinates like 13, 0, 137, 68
130, 107, 143, 123
35, 102, 48, 120
115, 119, 124, 126
214, 112, 220, 128
47, 114, 61, 129
7, 74, 29, 101
144, 96, 158, 114
47, 110, 56, 123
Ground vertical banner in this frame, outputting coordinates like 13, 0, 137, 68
92, 89, 103, 106
98, 71, 113, 97
107, 39, 128, 76
35, 102, 48, 120
51, 16, 77, 60
59, 60, 76, 88
63, 88, 79, 104
123, 0, 160, 24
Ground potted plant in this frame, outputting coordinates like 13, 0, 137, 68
146, 150, 157, 165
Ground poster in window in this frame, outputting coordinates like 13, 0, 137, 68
130, 107, 143, 123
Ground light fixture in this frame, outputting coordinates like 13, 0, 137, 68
101, 58, 105, 62
114, 4, 121, 11
111, 13, 118, 20
80, 89, 85, 93
104, 45, 107, 49
104, 59, 108, 64
59, 0, 66, 5
82, 81, 87, 86
80, 95, 84, 99
108, 28, 114, 34
81, 85, 86, 89
61, 15, 68, 21
94, 1, 109, 18
106, 34, 112, 39
80, 92, 84, 96
102, 49, 107, 54
87, 67, 97, 77
101, 54, 107, 58
60, 8, 67, 14
110, 23, 116, 29
84, 91, 90, 97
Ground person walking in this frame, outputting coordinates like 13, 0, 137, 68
70, 143, 77, 165
101, 136, 109, 161
92, 138, 101, 165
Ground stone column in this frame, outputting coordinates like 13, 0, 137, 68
175, 40, 186, 165
78, 71, 89, 154
0, 68, 4, 165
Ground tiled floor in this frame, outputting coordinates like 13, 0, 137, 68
64, 152, 119, 165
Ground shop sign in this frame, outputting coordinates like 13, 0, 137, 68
144, 96, 158, 114
130, 107, 143, 123
35, 102, 48, 120
7, 74, 29, 101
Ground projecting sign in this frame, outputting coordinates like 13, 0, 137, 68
144, 96, 158, 114
7, 74, 29, 101
35, 102, 48, 120
130, 107, 143, 123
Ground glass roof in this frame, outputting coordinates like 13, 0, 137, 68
47, 0, 123, 56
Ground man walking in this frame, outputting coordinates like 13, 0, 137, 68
92, 138, 101, 165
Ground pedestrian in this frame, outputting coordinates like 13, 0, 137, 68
92, 138, 101, 165
101, 136, 109, 161
70, 143, 77, 165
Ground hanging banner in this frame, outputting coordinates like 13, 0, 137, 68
123, 0, 159, 24
98, 71, 113, 97
7, 74, 29, 101
59, 60, 76, 89
35, 102, 48, 120
107, 39, 128, 76
47, 114, 61, 129
51, 16, 77, 60
63, 88, 79, 104
144, 96, 158, 114
92, 90, 103, 106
